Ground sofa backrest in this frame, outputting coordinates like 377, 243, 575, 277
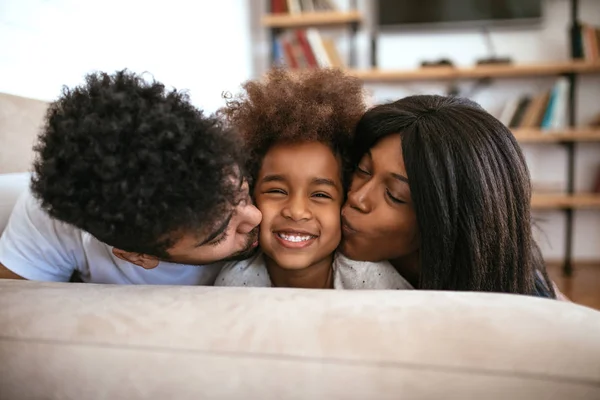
0, 92, 48, 174
0, 173, 30, 234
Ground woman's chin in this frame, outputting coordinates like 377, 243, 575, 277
339, 240, 370, 262
341, 238, 393, 263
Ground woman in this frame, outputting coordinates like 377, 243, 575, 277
340, 95, 556, 297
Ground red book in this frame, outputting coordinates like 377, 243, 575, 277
281, 37, 298, 69
295, 30, 318, 68
271, 0, 287, 14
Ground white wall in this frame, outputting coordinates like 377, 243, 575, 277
0, 0, 253, 114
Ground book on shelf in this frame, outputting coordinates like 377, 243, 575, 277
573, 22, 600, 61
271, 0, 337, 14
272, 29, 344, 69
499, 77, 570, 132
595, 165, 600, 194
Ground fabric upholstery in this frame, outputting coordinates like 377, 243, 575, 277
1, 280, 599, 399
0, 92, 47, 174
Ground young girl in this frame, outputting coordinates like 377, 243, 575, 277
215, 68, 412, 290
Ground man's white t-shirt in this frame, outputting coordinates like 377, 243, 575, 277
0, 190, 222, 285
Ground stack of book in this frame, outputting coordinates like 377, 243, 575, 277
499, 78, 570, 130
273, 29, 344, 69
574, 23, 600, 61
271, 0, 337, 14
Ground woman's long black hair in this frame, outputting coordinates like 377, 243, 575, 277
353, 95, 555, 296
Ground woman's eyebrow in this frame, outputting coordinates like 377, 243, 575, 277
391, 173, 409, 184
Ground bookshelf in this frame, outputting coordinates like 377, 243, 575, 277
264, 1, 360, 69
531, 193, 600, 210
262, 0, 599, 275
262, 11, 361, 28
350, 61, 600, 82
512, 128, 600, 143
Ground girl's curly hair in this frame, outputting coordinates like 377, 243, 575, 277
219, 68, 367, 188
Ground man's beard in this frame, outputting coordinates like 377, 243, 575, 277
220, 228, 259, 262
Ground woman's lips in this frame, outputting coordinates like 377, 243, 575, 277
341, 216, 358, 234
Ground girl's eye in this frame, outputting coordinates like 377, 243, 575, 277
265, 188, 286, 195
386, 189, 405, 204
312, 192, 332, 199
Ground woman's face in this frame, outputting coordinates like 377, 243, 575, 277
340, 134, 420, 262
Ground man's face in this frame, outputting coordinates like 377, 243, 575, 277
166, 180, 262, 265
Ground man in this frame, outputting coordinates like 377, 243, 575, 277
0, 70, 261, 284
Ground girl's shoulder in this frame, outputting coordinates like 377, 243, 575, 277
214, 251, 272, 287
333, 252, 414, 290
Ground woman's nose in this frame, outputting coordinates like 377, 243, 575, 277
347, 182, 372, 214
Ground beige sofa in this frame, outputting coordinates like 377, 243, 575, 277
1, 280, 600, 399
1, 92, 600, 399
0, 92, 47, 174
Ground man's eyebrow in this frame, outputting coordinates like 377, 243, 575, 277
197, 212, 233, 246
391, 173, 409, 184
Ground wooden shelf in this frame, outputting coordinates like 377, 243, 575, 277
512, 128, 600, 142
531, 194, 600, 209
262, 11, 361, 28
349, 61, 600, 82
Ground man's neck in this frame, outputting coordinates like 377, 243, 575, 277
390, 251, 420, 288
264, 255, 334, 289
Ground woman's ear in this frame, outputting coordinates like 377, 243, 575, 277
112, 248, 160, 269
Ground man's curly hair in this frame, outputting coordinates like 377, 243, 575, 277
220, 68, 366, 188
31, 70, 243, 257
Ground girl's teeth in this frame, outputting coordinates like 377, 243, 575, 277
278, 233, 313, 242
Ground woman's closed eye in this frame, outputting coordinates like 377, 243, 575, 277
386, 189, 405, 204
356, 165, 371, 176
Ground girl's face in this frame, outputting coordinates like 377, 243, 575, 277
340, 134, 420, 263
254, 142, 344, 271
